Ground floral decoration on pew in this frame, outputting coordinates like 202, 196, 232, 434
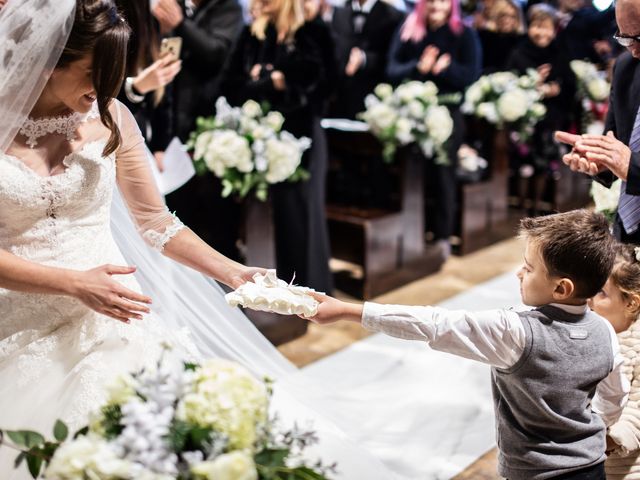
462, 70, 546, 143
189, 97, 311, 201
591, 178, 621, 224
570, 60, 610, 135
0, 347, 336, 480
359, 81, 455, 164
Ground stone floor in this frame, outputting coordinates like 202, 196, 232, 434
277, 236, 524, 478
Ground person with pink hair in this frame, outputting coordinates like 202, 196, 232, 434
387, 0, 481, 259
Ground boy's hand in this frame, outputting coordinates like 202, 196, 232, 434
302, 292, 364, 325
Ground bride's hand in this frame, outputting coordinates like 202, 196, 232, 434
69, 265, 152, 323
227, 265, 268, 290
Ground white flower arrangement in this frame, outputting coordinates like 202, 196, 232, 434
591, 178, 621, 223
359, 80, 455, 164
570, 60, 610, 133
190, 97, 311, 201
462, 70, 547, 142
1, 349, 336, 480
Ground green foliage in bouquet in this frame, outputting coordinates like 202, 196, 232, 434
462, 70, 547, 143
359, 81, 457, 165
0, 349, 336, 480
188, 98, 311, 202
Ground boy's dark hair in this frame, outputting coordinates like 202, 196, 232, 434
528, 3, 559, 27
519, 210, 616, 298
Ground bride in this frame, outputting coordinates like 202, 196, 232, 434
0, 0, 395, 478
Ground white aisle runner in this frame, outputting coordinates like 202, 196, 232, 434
300, 271, 525, 480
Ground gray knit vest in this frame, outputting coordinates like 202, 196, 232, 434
492, 305, 613, 480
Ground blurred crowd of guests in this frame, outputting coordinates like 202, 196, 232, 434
103, 0, 618, 292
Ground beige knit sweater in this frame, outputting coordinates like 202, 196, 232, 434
606, 320, 640, 479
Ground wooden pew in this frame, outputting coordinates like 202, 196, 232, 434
454, 125, 518, 255
325, 127, 444, 299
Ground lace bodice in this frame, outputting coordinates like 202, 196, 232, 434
0, 101, 185, 339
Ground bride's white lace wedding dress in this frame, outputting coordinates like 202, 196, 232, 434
0, 102, 201, 477
0, 101, 395, 480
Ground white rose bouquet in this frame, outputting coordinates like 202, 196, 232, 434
462, 70, 546, 142
570, 60, 610, 133
359, 80, 455, 164
1, 349, 336, 480
189, 97, 311, 201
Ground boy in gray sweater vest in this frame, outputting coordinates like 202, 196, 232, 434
304, 210, 630, 480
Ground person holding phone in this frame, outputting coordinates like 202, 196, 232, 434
116, 0, 181, 173
153, 0, 245, 259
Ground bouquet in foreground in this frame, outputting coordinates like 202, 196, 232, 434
359, 81, 455, 164
570, 60, 610, 134
462, 70, 546, 142
189, 97, 311, 201
0, 349, 335, 479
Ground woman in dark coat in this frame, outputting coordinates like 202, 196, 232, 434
387, 0, 481, 258
222, 0, 333, 292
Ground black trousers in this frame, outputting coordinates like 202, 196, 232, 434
271, 118, 333, 293
425, 107, 464, 240
549, 461, 605, 480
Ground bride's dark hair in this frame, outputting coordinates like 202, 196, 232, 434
57, 0, 131, 156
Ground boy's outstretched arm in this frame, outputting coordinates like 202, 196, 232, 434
304, 293, 526, 369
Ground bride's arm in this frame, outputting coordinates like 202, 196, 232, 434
0, 249, 151, 322
113, 100, 263, 289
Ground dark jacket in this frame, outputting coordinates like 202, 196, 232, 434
506, 37, 575, 127
330, 0, 404, 118
597, 52, 640, 242
222, 23, 326, 139
478, 29, 524, 74
557, 6, 616, 64
386, 23, 482, 97
172, 0, 244, 140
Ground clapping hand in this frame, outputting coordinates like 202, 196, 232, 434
70, 265, 152, 323
417, 45, 439, 75
432, 53, 451, 75
555, 130, 631, 180
152, 0, 184, 34
345, 47, 365, 77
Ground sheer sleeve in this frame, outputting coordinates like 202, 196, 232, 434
112, 100, 186, 252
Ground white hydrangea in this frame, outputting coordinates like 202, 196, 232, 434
104, 373, 137, 406
374, 83, 393, 99
395, 117, 414, 144
203, 130, 253, 177
464, 82, 484, 107
191, 451, 258, 480
424, 106, 453, 146
263, 111, 284, 132
362, 102, 398, 134
490, 71, 518, 92
176, 359, 269, 450
214, 97, 242, 128
497, 89, 530, 122
407, 100, 425, 120
45, 435, 132, 480
263, 132, 309, 183
476, 102, 499, 123
241, 100, 262, 119
531, 102, 547, 118
586, 77, 610, 101
570, 60, 594, 80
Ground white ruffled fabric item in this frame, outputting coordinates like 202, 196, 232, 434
225, 270, 320, 317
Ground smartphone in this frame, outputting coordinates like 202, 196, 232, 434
160, 37, 182, 61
